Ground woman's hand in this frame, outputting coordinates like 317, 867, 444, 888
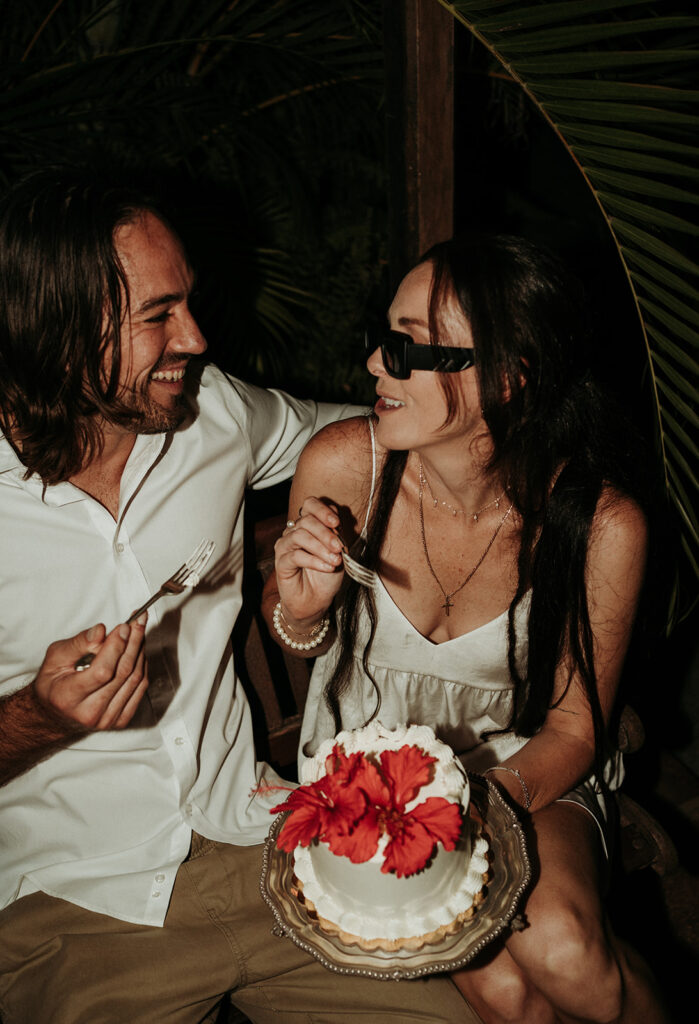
273, 497, 346, 629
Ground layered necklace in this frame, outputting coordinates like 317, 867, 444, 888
418, 459, 513, 616
421, 464, 506, 520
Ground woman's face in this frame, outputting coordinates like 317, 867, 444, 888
367, 260, 485, 454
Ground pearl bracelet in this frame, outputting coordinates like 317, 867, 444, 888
484, 765, 532, 810
272, 601, 330, 651
276, 603, 326, 639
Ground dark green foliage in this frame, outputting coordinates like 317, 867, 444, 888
445, 0, 699, 621
0, 0, 387, 400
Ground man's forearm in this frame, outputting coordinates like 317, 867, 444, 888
0, 684, 80, 786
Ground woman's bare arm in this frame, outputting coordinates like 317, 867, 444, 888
489, 490, 648, 812
261, 416, 376, 655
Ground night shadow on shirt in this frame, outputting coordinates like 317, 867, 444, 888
125, 544, 245, 728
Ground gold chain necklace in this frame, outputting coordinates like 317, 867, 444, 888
419, 458, 505, 520
418, 471, 513, 616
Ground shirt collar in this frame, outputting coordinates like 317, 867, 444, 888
0, 430, 166, 507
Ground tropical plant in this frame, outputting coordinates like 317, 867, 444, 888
0, 0, 385, 397
440, 0, 699, 624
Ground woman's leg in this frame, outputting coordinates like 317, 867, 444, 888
453, 802, 668, 1024
452, 948, 558, 1024
504, 802, 668, 1023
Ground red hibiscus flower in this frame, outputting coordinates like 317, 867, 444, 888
380, 795, 463, 877
272, 745, 367, 852
273, 740, 464, 878
356, 745, 462, 878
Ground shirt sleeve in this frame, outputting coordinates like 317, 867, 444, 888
225, 375, 366, 490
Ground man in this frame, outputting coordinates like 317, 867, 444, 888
0, 172, 474, 1023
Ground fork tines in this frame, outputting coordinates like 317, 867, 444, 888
180, 538, 215, 587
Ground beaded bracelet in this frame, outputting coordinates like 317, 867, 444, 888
272, 601, 330, 651
484, 765, 532, 810
276, 603, 327, 639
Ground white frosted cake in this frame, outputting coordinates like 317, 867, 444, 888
272, 722, 490, 951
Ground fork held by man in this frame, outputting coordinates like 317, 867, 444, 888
73, 539, 215, 672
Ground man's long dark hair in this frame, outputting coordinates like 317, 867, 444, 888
327, 234, 651, 780
0, 170, 161, 484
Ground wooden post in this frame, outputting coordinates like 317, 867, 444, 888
383, 0, 454, 291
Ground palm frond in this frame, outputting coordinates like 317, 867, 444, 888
443, 0, 699, 625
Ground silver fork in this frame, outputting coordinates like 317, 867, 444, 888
341, 549, 377, 589
73, 538, 216, 672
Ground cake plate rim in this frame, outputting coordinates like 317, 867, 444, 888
259, 773, 532, 980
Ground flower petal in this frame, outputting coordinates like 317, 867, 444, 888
379, 745, 437, 807
353, 757, 391, 807
326, 806, 382, 863
276, 801, 326, 851
315, 774, 367, 832
381, 818, 435, 878
410, 797, 463, 850
271, 783, 325, 818
324, 744, 364, 779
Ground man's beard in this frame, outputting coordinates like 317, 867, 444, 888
117, 386, 189, 435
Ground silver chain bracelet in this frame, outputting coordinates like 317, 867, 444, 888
484, 765, 532, 810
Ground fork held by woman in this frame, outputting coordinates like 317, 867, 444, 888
270, 499, 347, 651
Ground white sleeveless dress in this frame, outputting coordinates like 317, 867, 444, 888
298, 417, 621, 855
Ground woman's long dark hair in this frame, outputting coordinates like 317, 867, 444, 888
327, 234, 650, 782
0, 169, 162, 484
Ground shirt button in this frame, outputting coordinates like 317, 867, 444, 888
185, 802, 193, 815
152, 891, 161, 898
155, 873, 165, 883
115, 542, 125, 553
175, 737, 185, 746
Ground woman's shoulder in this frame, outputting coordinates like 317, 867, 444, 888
293, 415, 382, 505
550, 462, 647, 535
590, 486, 648, 562
297, 414, 378, 472
541, 470, 648, 590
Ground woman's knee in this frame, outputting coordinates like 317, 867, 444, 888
476, 966, 530, 1021
456, 955, 555, 1024
525, 902, 623, 1021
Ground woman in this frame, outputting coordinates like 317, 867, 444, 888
262, 234, 667, 1023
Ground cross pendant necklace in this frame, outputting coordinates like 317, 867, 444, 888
418, 467, 514, 616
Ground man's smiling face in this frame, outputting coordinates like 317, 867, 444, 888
109, 210, 207, 435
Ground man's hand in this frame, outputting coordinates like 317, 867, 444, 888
0, 614, 149, 786
33, 614, 149, 731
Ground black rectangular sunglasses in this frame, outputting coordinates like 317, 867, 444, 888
364, 325, 475, 380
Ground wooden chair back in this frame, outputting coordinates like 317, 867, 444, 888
233, 511, 311, 777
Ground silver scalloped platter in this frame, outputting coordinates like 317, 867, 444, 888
259, 774, 532, 980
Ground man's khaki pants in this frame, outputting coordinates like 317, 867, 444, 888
0, 835, 478, 1023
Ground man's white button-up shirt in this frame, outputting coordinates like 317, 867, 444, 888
0, 365, 356, 926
